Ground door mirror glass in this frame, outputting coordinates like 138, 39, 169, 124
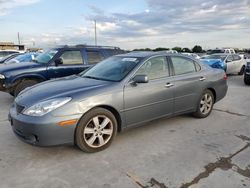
55, 58, 63, 66
132, 75, 148, 84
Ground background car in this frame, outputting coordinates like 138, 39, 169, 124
0, 50, 21, 59
9, 52, 228, 153
4, 52, 40, 65
0, 53, 20, 65
244, 62, 250, 85
182, 52, 200, 59
0, 45, 125, 97
207, 48, 236, 54
200, 53, 246, 74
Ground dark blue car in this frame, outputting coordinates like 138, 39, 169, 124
0, 45, 125, 96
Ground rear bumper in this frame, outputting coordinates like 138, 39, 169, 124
9, 104, 82, 146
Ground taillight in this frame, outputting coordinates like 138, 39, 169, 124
223, 74, 227, 80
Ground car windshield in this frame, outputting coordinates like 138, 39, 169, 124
203, 55, 227, 61
34, 49, 58, 64
80, 56, 141, 82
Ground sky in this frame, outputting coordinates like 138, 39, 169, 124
0, 0, 250, 50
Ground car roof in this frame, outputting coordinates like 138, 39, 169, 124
208, 53, 229, 56
54, 45, 121, 50
116, 51, 198, 60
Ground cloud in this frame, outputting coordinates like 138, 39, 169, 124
84, 0, 250, 40
0, 0, 40, 16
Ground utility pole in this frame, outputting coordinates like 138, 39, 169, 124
94, 20, 97, 46
17, 32, 21, 45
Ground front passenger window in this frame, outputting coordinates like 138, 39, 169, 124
60, 50, 83, 65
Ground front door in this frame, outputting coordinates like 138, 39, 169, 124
124, 56, 174, 127
47, 50, 89, 79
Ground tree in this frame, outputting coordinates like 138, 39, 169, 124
182, 48, 192, 53
172, 47, 182, 52
153, 47, 169, 52
192, 45, 203, 53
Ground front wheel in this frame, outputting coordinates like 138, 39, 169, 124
75, 108, 117, 153
193, 90, 214, 118
14, 79, 38, 97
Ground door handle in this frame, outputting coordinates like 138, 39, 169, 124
165, 83, 174, 88
199, 77, 206, 81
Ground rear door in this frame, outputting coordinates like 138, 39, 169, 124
233, 55, 244, 73
124, 56, 174, 126
84, 49, 105, 65
225, 55, 234, 74
47, 49, 88, 78
170, 56, 204, 114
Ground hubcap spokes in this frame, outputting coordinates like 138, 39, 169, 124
84, 115, 113, 148
200, 94, 213, 115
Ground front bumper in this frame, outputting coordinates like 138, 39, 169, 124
9, 104, 82, 146
0, 79, 6, 91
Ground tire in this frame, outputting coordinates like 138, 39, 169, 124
75, 108, 117, 153
14, 79, 38, 97
193, 89, 214, 118
238, 65, 245, 75
244, 74, 250, 85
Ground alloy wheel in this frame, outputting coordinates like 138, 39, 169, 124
83, 115, 113, 148
200, 93, 213, 115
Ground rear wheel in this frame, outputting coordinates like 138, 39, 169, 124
75, 108, 117, 153
193, 90, 214, 118
14, 79, 39, 97
238, 65, 245, 75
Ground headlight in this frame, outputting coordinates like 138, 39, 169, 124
22, 97, 72, 116
0, 74, 5, 79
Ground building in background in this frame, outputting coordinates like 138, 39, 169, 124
0, 42, 25, 51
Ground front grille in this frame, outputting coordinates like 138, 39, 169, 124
16, 103, 25, 114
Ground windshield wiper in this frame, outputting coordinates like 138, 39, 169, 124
82, 75, 115, 82
82, 76, 103, 80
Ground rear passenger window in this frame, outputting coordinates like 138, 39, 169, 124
87, 51, 104, 64
226, 55, 234, 62
171, 57, 196, 75
233, 55, 241, 61
135, 56, 169, 80
60, 50, 83, 65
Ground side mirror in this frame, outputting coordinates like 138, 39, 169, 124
54, 58, 63, 66
226, 59, 232, 63
132, 75, 148, 84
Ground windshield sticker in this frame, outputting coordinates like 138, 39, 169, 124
122, 58, 137, 62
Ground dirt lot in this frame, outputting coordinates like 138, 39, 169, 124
0, 75, 249, 188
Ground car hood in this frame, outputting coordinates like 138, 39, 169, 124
0, 61, 42, 73
15, 75, 112, 107
200, 59, 226, 70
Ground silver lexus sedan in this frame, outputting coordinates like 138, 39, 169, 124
9, 52, 228, 152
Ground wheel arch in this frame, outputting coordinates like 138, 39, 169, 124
95, 105, 122, 132
12, 74, 46, 84
207, 87, 216, 102
76, 105, 122, 133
